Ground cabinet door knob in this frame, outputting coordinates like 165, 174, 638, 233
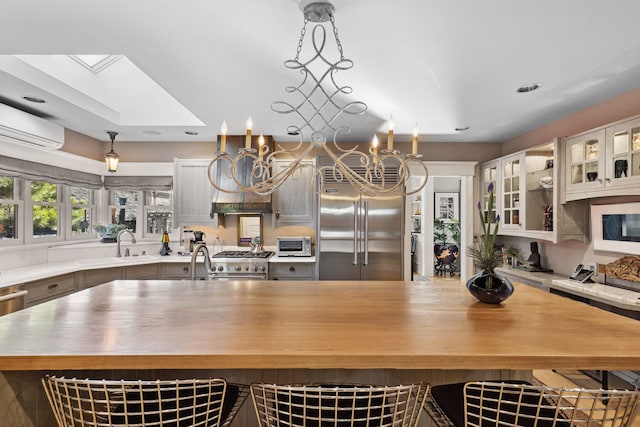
276, 210, 280, 219
289, 266, 296, 272
183, 266, 189, 272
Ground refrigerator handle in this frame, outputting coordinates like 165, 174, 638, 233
353, 201, 358, 266
363, 201, 369, 266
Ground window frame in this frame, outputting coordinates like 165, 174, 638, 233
0, 178, 174, 248
67, 185, 98, 241
26, 180, 64, 244
143, 189, 173, 239
106, 189, 173, 241
0, 176, 24, 247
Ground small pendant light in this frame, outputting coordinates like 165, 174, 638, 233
105, 131, 120, 173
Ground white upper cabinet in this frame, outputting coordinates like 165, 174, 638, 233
564, 129, 606, 199
483, 139, 587, 243
564, 116, 640, 201
604, 117, 640, 190
500, 153, 523, 231
272, 159, 316, 227
479, 160, 500, 224
173, 159, 220, 227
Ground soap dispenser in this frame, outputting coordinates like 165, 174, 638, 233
159, 230, 172, 256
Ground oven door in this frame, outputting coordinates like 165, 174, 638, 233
277, 238, 306, 256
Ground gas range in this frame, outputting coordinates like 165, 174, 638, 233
209, 251, 273, 279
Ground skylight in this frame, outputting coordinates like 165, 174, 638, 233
69, 55, 122, 73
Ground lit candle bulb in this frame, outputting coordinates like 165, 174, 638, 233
372, 134, 379, 157
258, 133, 265, 156
245, 116, 253, 149
220, 120, 228, 152
412, 124, 418, 155
387, 116, 394, 150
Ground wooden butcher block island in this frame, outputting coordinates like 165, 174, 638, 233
1, 280, 639, 426
1, 279, 640, 370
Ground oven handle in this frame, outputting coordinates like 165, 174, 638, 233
210, 275, 268, 280
0, 290, 28, 303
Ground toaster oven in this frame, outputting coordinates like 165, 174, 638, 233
276, 236, 312, 257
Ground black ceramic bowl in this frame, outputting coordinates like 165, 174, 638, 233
586, 172, 598, 182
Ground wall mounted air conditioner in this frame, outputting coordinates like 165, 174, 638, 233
0, 103, 64, 149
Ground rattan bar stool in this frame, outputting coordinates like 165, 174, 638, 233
250, 383, 429, 427
425, 380, 640, 427
42, 375, 249, 427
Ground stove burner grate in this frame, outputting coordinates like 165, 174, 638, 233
212, 251, 273, 259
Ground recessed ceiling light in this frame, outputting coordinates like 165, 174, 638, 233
455, 126, 470, 132
22, 96, 46, 103
517, 83, 541, 93
185, 131, 199, 135
142, 130, 162, 135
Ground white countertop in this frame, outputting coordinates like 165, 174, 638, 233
551, 279, 640, 311
0, 254, 189, 288
496, 266, 640, 312
269, 255, 315, 263
0, 250, 316, 288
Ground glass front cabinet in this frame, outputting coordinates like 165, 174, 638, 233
564, 129, 606, 199
480, 160, 499, 225
482, 138, 587, 243
605, 117, 640, 190
564, 116, 640, 201
501, 154, 522, 230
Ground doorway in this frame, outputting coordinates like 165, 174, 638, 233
405, 162, 476, 282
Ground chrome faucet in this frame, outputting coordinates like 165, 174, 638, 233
190, 242, 212, 280
116, 229, 136, 257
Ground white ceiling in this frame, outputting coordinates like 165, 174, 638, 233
1, 0, 640, 145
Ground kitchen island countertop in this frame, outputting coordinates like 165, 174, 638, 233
1, 279, 639, 371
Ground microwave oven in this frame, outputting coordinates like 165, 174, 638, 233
592, 202, 640, 254
276, 236, 312, 257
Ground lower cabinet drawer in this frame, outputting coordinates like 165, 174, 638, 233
270, 263, 315, 280
82, 268, 123, 288
24, 273, 76, 306
163, 263, 207, 279
124, 264, 160, 279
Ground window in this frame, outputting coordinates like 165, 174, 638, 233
69, 186, 96, 239
107, 189, 174, 239
30, 180, 61, 240
108, 191, 139, 233
0, 171, 173, 246
144, 190, 173, 237
0, 176, 20, 243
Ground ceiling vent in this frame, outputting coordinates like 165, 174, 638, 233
319, 155, 400, 185
0, 103, 64, 150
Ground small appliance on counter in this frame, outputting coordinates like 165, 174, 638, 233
183, 230, 206, 253
276, 236, 312, 257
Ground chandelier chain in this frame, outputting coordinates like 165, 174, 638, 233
294, 17, 309, 62
329, 14, 344, 61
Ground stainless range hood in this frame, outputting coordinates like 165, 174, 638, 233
210, 135, 273, 214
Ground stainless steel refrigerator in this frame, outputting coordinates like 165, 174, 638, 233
318, 181, 404, 280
